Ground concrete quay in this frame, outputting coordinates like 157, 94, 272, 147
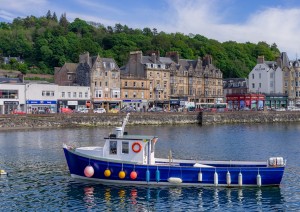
1, 111, 300, 131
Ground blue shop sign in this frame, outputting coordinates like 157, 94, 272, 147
122, 99, 142, 103
170, 100, 180, 105
26, 100, 57, 104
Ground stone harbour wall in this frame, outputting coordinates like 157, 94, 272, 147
1, 111, 300, 131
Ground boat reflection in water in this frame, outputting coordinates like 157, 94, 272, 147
75, 184, 284, 211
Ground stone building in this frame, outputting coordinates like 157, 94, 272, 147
223, 78, 248, 96
121, 51, 223, 111
54, 52, 121, 111
121, 51, 171, 110
168, 53, 223, 108
76, 52, 121, 110
54, 63, 78, 86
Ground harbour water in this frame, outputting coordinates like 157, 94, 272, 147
0, 123, 299, 211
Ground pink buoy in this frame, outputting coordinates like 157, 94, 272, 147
84, 165, 94, 178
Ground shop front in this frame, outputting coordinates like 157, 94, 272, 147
26, 100, 57, 114
122, 99, 148, 112
94, 98, 122, 112
2, 101, 20, 114
226, 94, 265, 110
57, 100, 88, 112
264, 94, 288, 109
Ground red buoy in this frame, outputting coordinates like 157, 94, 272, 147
130, 171, 137, 180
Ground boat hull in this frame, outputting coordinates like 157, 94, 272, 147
63, 148, 285, 187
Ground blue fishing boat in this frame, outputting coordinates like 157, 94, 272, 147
63, 114, 285, 187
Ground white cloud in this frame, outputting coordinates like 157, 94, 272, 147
161, 0, 300, 59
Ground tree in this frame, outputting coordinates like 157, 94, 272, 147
59, 13, 68, 28
52, 12, 58, 22
46, 10, 52, 19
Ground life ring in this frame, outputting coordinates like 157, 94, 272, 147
132, 142, 142, 153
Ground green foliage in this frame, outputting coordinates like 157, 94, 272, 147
0, 13, 281, 78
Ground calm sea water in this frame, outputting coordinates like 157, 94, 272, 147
0, 123, 299, 211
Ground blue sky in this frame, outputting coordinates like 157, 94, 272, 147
1, 0, 300, 59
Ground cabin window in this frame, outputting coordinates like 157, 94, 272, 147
122, 141, 129, 154
110, 141, 117, 154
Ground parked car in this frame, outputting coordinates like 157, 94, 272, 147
148, 107, 165, 112
76, 108, 89, 113
61, 108, 73, 113
12, 109, 26, 115
109, 108, 119, 113
94, 108, 106, 113
121, 107, 136, 113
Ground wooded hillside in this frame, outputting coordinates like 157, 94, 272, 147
0, 11, 281, 78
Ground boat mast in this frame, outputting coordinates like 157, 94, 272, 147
121, 113, 130, 135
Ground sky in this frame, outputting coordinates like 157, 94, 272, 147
1, 0, 300, 60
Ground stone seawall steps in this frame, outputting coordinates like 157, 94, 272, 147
1, 111, 300, 131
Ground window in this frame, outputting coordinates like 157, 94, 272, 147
85, 92, 88, 98
122, 142, 129, 154
105, 72, 108, 77
42, 91, 54, 96
252, 83, 255, 89
73, 92, 76, 98
68, 92, 71, 98
95, 90, 102, 98
79, 92, 82, 98
150, 92, 152, 98
141, 92, 144, 99
164, 72, 166, 77
164, 81, 167, 88
62, 92, 65, 98
285, 81, 288, 87
105, 82, 108, 87
68, 75, 72, 80
110, 141, 117, 154
252, 74, 254, 79
149, 72, 152, 77
270, 73, 274, 78
0, 90, 18, 99
133, 82, 136, 87
125, 81, 128, 87
141, 82, 144, 87
125, 92, 128, 98
259, 83, 261, 88
270, 81, 273, 87
259, 73, 261, 79
133, 92, 136, 98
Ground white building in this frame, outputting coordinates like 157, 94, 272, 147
57, 86, 90, 111
0, 83, 26, 114
248, 56, 283, 94
25, 83, 59, 113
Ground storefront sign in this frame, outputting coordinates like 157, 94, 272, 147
26, 100, 57, 104
67, 101, 78, 106
4, 101, 19, 105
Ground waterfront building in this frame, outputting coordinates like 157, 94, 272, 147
57, 86, 90, 112
290, 59, 300, 107
25, 82, 59, 113
168, 52, 223, 109
76, 52, 121, 110
54, 52, 121, 111
248, 55, 283, 94
122, 51, 223, 111
54, 63, 78, 86
120, 74, 149, 111
0, 83, 25, 114
223, 78, 248, 96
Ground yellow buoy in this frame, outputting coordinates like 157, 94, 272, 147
119, 170, 126, 179
104, 169, 111, 177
